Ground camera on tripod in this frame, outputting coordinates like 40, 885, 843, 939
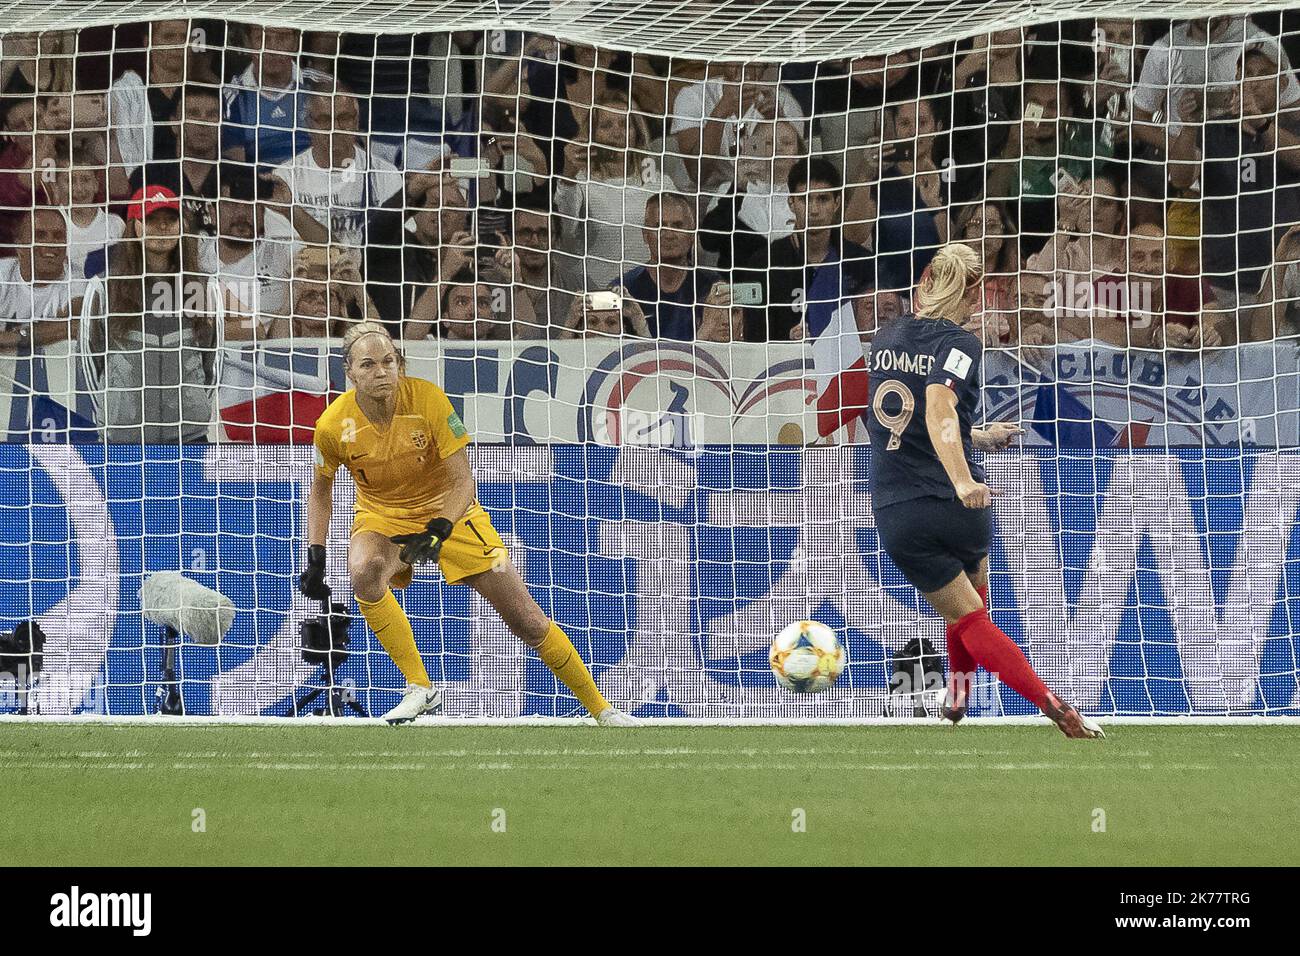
0, 621, 47, 714
295, 593, 366, 717
888, 636, 944, 717
0, 621, 46, 674
301, 600, 351, 670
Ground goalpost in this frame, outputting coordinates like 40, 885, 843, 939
0, 1, 1298, 721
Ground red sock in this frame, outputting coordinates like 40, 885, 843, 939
953, 607, 1050, 709
944, 586, 987, 700
945, 629, 976, 700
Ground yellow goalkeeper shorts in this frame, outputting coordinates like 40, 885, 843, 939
351, 503, 508, 588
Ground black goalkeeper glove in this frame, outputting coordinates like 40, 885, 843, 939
298, 545, 330, 601
391, 517, 455, 567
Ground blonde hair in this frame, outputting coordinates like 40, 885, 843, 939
914, 242, 983, 322
341, 320, 403, 370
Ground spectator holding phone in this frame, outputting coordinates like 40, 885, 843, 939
815, 49, 921, 189
696, 281, 747, 343
1132, 16, 1300, 151
1021, 174, 1127, 334
670, 61, 804, 193
986, 78, 1102, 256
1193, 47, 1300, 309
368, 156, 473, 337
554, 88, 675, 289
875, 97, 946, 280
509, 190, 582, 338
408, 265, 511, 342
288, 244, 379, 340
561, 289, 651, 339
699, 118, 802, 271
475, 96, 550, 240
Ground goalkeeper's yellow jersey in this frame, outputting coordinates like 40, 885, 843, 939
312, 376, 472, 520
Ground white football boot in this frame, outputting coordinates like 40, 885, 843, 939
594, 707, 639, 727
1041, 691, 1106, 739
382, 684, 443, 725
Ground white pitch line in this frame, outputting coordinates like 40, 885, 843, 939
0, 747, 1089, 762
0, 759, 1222, 773
3, 762, 152, 770
3, 715, 1300, 727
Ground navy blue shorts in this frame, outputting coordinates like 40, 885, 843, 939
873, 496, 992, 594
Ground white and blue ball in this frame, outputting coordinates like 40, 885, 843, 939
769, 620, 846, 693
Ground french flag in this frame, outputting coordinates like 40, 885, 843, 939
1030, 380, 1151, 448
218, 347, 330, 444
806, 256, 870, 439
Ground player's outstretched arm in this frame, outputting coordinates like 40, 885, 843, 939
972, 422, 1025, 451
300, 471, 334, 599
926, 383, 994, 509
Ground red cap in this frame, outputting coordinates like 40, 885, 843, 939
126, 185, 181, 221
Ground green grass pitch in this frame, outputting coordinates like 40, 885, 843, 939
2, 723, 1297, 866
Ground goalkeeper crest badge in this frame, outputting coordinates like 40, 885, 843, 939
447, 412, 467, 438
410, 429, 428, 450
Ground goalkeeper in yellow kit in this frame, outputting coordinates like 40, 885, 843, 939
299, 321, 634, 726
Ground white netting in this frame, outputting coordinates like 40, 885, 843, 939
0, 4, 1298, 718
4, 3, 1284, 60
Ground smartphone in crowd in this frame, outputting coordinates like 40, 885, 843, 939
720, 282, 763, 306
585, 291, 623, 312
449, 156, 493, 179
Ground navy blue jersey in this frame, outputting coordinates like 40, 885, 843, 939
867, 314, 984, 508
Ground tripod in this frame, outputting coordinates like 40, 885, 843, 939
293, 654, 367, 717
155, 625, 184, 715
1, 667, 34, 715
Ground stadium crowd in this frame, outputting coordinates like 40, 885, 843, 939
3, 12, 1300, 375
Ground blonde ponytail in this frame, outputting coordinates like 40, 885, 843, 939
914, 242, 983, 322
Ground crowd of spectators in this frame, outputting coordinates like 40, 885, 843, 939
4, 11, 1300, 377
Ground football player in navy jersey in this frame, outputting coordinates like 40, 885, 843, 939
867, 242, 1104, 739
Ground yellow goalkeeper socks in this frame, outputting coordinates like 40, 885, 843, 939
535, 621, 610, 717
356, 590, 431, 688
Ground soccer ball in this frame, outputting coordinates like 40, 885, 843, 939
769, 620, 846, 693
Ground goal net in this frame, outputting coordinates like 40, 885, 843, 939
0, 1, 1298, 719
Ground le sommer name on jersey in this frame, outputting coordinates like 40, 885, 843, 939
870, 348, 935, 377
